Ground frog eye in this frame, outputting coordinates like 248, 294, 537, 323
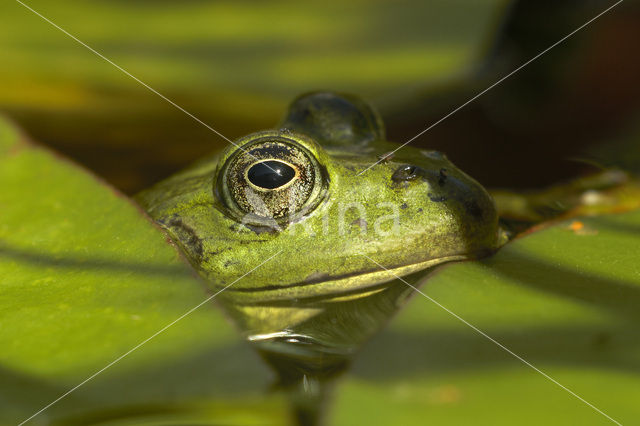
218, 134, 327, 222
246, 160, 297, 190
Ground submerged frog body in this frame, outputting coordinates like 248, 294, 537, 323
138, 91, 501, 390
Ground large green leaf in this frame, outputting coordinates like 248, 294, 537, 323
331, 211, 640, 425
0, 117, 288, 425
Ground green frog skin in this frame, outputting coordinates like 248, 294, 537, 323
136, 92, 502, 336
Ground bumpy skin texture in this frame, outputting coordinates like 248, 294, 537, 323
136, 92, 502, 304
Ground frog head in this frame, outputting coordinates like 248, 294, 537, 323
137, 92, 502, 307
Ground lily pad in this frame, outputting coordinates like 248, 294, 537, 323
0, 117, 287, 424
331, 210, 640, 425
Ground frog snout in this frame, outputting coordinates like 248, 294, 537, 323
392, 163, 496, 224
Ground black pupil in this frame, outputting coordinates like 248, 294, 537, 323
247, 160, 296, 189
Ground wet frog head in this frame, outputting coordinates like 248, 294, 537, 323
137, 91, 502, 337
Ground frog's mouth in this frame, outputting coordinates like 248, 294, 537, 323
158, 219, 470, 304
218, 253, 470, 305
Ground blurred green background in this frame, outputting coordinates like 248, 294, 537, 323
5, 0, 640, 193
0, 0, 501, 191
4, 0, 638, 195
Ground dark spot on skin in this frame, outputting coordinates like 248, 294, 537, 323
163, 217, 204, 258
400, 203, 408, 209
392, 165, 420, 182
438, 168, 448, 186
205, 248, 230, 257
465, 199, 484, 219
428, 193, 447, 202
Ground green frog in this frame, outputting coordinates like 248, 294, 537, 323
137, 92, 503, 424
137, 91, 501, 298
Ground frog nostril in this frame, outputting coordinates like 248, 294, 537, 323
392, 165, 420, 182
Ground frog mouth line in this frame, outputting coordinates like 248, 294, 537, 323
218, 254, 470, 304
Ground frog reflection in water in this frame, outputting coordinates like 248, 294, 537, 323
136, 92, 502, 424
